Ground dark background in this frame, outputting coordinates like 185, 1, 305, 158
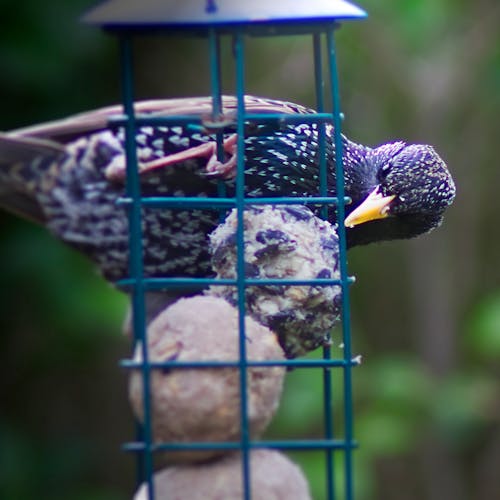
1, 1, 499, 499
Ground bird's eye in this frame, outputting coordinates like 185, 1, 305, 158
378, 163, 391, 180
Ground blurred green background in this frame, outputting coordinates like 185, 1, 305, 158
1, 1, 499, 499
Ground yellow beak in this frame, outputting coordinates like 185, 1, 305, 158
344, 187, 396, 228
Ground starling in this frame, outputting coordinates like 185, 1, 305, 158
0, 96, 456, 285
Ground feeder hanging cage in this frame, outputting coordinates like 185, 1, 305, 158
83, 1, 367, 499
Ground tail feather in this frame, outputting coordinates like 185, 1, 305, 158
0, 133, 64, 224
0, 189, 46, 224
0, 133, 65, 164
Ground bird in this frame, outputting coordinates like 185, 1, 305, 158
0, 96, 456, 309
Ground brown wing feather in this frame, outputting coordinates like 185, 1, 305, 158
8, 95, 311, 144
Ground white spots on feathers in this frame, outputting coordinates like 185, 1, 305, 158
136, 134, 147, 146
268, 149, 289, 163
138, 147, 153, 160
277, 135, 299, 149
152, 138, 164, 150
168, 135, 190, 148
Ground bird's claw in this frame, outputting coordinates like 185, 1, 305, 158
204, 133, 238, 180
105, 134, 238, 182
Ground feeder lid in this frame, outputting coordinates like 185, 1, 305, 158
83, 0, 367, 29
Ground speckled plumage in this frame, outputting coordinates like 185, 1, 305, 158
0, 96, 456, 283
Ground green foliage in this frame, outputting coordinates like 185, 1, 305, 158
268, 348, 344, 438
356, 357, 432, 455
464, 291, 500, 359
0, 217, 127, 349
0, 419, 124, 500
0, 0, 116, 129
431, 372, 498, 448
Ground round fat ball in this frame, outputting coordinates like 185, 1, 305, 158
134, 449, 311, 500
208, 204, 341, 358
129, 295, 285, 464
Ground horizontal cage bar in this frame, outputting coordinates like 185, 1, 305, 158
121, 357, 359, 370
123, 438, 358, 454
115, 276, 355, 290
108, 111, 340, 129
116, 196, 352, 208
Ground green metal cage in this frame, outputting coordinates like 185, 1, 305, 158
84, 1, 367, 499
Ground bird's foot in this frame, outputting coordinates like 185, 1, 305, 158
105, 134, 238, 182
204, 133, 238, 179
105, 142, 215, 181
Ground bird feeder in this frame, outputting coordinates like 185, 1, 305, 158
83, 1, 367, 499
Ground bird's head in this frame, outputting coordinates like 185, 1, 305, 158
345, 142, 456, 246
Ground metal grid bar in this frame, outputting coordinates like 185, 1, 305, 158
117, 25, 357, 500
118, 278, 349, 291
108, 112, 338, 127
233, 30, 252, 500
327, 28, 356, 500
124, 438, 358, 453
116, 196, 349, 208
121, 358, 359, 369
313, 32, 338, 500
119, 35, 155, 500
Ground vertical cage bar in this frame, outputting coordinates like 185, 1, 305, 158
326, 27, 355, 500
119, 35, 155, 500
314, 31, 337, 500
233, 30, 251, 500
208, 28, 228, 202
209, 28, 223, 115
313, 33, 325, 112
313, 33, 329, 220
208, 28, 223, 154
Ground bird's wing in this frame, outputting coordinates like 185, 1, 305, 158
9, 99, 216, 141
8, 96, 312, 144
3, 96, 315, 183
